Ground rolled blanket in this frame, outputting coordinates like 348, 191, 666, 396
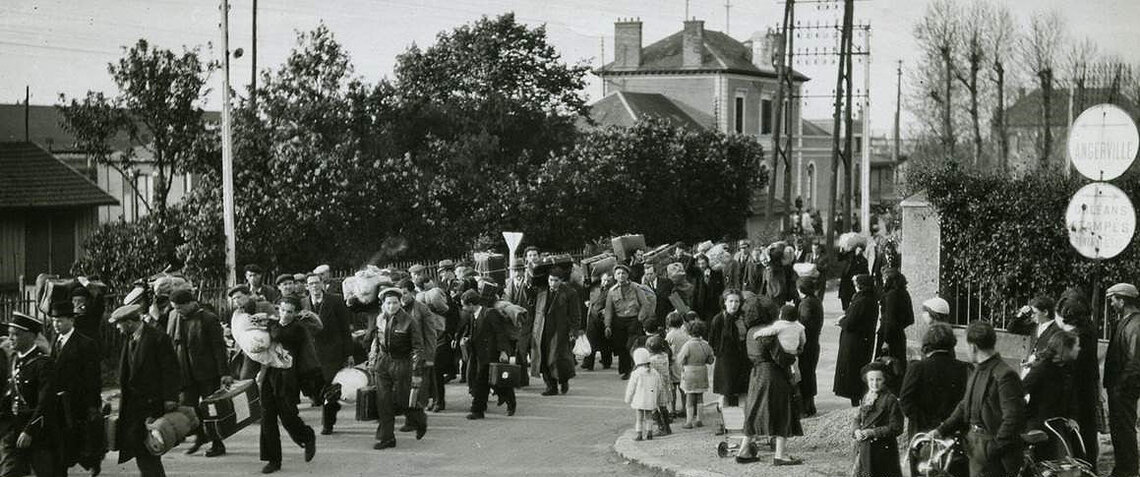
231, 312, 293, 369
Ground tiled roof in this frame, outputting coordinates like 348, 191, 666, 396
588, 92, 705, 130
1005, 88, 1140, 128
597, 28, 809, 81
0, 103, 220, 152
805, 119, 863, 136
0, 142, 118, 208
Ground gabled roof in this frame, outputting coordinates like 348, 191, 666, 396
1005, 88, 1140, 128
588, 92, 704, 130
0, 103, 221, 153
596, 28, 809, 81
0, 142, 118, 209
805, 119, 863, 137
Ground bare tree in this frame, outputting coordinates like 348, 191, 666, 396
1018, 11, 1065, 167
984, 2, 1015, 170
914, 0, 959, 156
1064, 37, 1098, 113
953, 0, 988, 166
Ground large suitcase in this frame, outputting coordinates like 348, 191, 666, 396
474, 252, 507, 287
356, 385, 378, 421
612, 234, 647, 262
200, 379, 261, 441
34, 274, 81, 314
581, 252, 617, 279
488, 362, 521, 388
532, 254, 575, 287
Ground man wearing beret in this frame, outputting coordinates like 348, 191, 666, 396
244, 264, 280, 305
366, 288, 427, 449
48, 302, 103, 475
167, 290, 232, 458
604, 264, 652, 380
0, 312, 58, 477
109, 304, 181, 477
1105, 283, 1140, 477
275, 274, 297, 302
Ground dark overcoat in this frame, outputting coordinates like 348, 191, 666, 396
307, 294, 354, 381
709, 311, 750, 396
117, 325, 180, 464
51, 331, 102, 468
898, 351, 970, 438
852, 392, 904, 477
797, 294, 824, 399
530, 286, 580, 382
833, 290, 877, 400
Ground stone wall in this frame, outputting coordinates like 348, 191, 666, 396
899, 191, 940, 347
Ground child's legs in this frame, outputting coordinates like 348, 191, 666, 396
694, 394, 703, 423
774, 436, 788, 459
685, 393, 697, 424
634, 410, 643, 432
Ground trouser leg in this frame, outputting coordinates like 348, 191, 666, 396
432, 364, 446, 408
374, 362, 396, 443
133, 452, 166, 477
611, 316, 632, 374
277, 398, 314, 448
259, 377, 282, 464
183, 377, 224, 448
1109, 386, 1139, 476
469, 361, 489, 414
321, 377, 341, 431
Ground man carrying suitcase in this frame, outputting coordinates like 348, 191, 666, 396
459, 290, 516, 419
366, 288, 427, 450
167, 290, 232, 458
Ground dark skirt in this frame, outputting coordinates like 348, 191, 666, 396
744, 362, 803, 437
713, 348, 750, 396
799, 338, 821, 398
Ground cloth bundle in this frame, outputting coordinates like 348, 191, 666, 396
231, 312, 293, 369
144, 406, 199, 456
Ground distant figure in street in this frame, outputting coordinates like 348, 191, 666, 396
366, 289, 426, 449
838, 246, 868, 311
709, 290, 750, 418
604, 264, 652, 380
48, 302, 103, 476
833, 274, 877, 407
304, 273, 354, 435
796, 277, 824, 417
582, 272, 614, 371
876, 269, 913, 393
459, 290, 516, 419
851, 362, 903, 477
244, 264, 280, 305
899, 322, 969, 439
933, 321, 1025, 477
531, 266, 580, 396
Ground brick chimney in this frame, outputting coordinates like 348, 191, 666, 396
683, 20, 705, 68
752, 30, 782, 69
614, 19, 642, 69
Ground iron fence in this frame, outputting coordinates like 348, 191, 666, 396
948, 282, 1113, 341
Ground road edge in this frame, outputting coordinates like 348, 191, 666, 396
612, 428, 729, 477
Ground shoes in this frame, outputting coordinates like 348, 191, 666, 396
773, 457, 803, 466
580, 364, 593, 371
735, 452, 760, 464
634, 434, 643, 442
373, 440, 396, 450
541, 388, 558, 396
415, 423, 427, 440
90, 462, 101, 477
433, 404, 445, 413
204, 445, 226, 458
466, 412, 485, 420
681, 423, 693, 429
304, 436, 316, 462
560, 381, 568, 394
646, 431, 653, 441
655, 429, 672, 437
398, 423, 414, 432
620, 373, 630, 380
185, 441, 204, 455
320, 427, 333, 436
715, 425, 726, 436
507, 404, 516, 416
261, 462, 281, 474
602, 364, 612, 370
695, 421, 704, 428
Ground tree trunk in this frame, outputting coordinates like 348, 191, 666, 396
995, 61, 1008, 170
941, 47, 955, 156
1040, 68, 1054, 167
969, 60, 982, 167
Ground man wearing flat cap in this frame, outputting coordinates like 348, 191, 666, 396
275, 274, 297, 302
604, 264, 653, 380
68, 286, 102, 353
109, 304, 180, 476
48, 302, 103, 475
366, 288, 427, 449
833, 274, 879, 406
0, 312, 58, 477
1105, 283, 1140, 477
166, 289, 232, 458
244, 264, 280, 305
458, 289, 516, 419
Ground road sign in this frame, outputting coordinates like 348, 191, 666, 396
1068, 103, 1139, 181
502, 232, 524, 281
1066, 182, 1136, 260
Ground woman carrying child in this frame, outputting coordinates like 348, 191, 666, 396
738, 304, 803, 465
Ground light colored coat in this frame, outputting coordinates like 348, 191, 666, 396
625, 366, 663, 411
676, 338, 715, 394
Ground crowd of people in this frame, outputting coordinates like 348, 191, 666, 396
5, 234, 1140, 477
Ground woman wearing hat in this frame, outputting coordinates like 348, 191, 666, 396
738, 304, 803, 465
876, 269, 913, 393
833, 274, 878, 407
838, 246, 869, 312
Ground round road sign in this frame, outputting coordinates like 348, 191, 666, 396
1066, 182, 1136, 260
1068, 103, 1139, 181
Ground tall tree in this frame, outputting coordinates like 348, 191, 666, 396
1064, 37, 1099, 114
985, 3, 1016, 170
1019, 11, 1065, 167
914, 0, 960, 156
59, 40, 215, 218
953, 0, 988, 166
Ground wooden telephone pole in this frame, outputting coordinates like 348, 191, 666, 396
825, 0, 856, 254
767, 0, 796, 232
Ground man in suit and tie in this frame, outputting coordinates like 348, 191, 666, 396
167, 289, 232, 458
800, 241, 828, 298
1012, 296, 1061, 372
724, 240, 751, 292
504, 262, 535, 311
459, 290, 515, 419
303, 273, 353, 435
48, 302, 102, 476
640, 264, 672, 331
109, 304, 181, 477
1105, 283, 1140, 477
934, 321, 1026, 477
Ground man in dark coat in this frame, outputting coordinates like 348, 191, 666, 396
689, 254, 725, 320
801, 242, 829, 299
838, 247, 869, 311
258, 297, 317, 473
303, 273, 353, 435
0, 312, 57, 477
1104, 283, 1140, 477
48, 302, 103, 475
366, 289, 427, 449
640, 265, 672, 331
531, 267, 580, 396
109, 304, 181, 477
69, 286, 102, 352
244, 264, 280, 305
581, 273, 614, 371
724, 240, 751, 292
796, 278, 824, 417
167, 289, 232, 458
1010, 295, 1061, 367
833, 274, 877, 406
934, 321, 1025, 477
899, 322, 970, 439
876, 269, 913, 393
459, 290, 515, 419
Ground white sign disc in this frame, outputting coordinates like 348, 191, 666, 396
1068, 104, 1139, 181
1066, 182, 1136, 260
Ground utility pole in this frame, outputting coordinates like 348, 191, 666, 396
23, 86, 29, 143
768, 0, 796, 232
724, 0, 731, 35
250, 0, 257, 109
894, 60, 901, 163
220, 0, 237, 287
826, 0, 855, 253
685, 0, 690, 21
859, 27, 871, 236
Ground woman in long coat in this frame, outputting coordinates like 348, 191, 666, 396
838, 247, 869, 311
797, 277, 824, 417
709, 290, 750, 411
691, 254, 725, 320
737, 304, 803, 465
530, 269, 580, 395
899, 322, 970, 439
876, 269, 913, 393
1057, 287, 1100, 470
834, 274, 878, 406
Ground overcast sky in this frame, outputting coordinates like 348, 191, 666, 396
4, 0, 1139, 135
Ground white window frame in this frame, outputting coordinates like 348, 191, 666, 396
734, 93, 746, 134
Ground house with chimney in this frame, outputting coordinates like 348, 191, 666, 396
590, 19, 830, 238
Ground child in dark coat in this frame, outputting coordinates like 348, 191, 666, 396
852, 362, 903, 477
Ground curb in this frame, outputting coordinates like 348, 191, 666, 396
613, 428, 729, 477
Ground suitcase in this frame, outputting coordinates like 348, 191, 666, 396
488, 362, 521, 388
474, 252, 507, 287
356, 385, 378, 421
200, 379, 261, 441
581, 252, 617, 279
532, 254, 575, 287
611, 234, 647, 262
34, 274, 81, 314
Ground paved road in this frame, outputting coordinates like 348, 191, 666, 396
99, 369, 661, 476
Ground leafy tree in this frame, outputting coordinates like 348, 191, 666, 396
59, 39, 216, 218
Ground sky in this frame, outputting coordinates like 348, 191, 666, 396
3, 0, 1140, 136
